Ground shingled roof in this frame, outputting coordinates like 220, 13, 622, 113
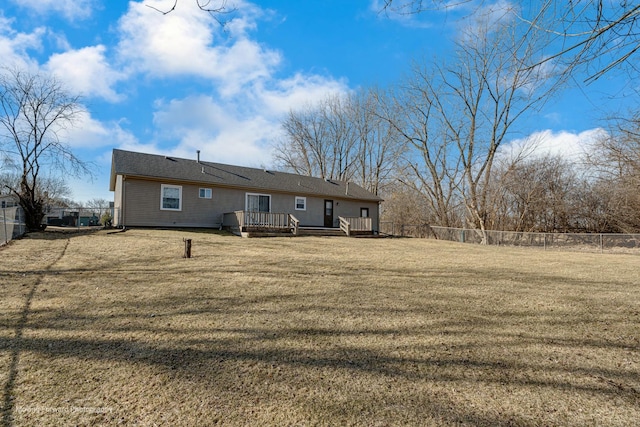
110, 149, 382, 202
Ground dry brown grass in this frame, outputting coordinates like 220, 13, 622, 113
1, 229, 639, 426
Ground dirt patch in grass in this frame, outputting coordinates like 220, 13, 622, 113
1, 229, 639, 426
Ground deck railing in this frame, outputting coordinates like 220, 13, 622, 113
339, 216, 372, 236
223, 212, 371, 236
224, 211, 296, 232
289, 214, 300, 235
243, 211, 289, 229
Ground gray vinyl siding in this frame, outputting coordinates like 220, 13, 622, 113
122, 178, 238, 227
251, 193, 378, 229
119, 176, 379, 230
288, 196, 378, 229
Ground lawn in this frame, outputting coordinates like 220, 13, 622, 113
1, 229, 638, 426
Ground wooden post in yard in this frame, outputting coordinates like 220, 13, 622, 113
183, 238, 192, 258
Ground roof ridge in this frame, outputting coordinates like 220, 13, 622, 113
111, 149, 382, 201
113, 148, 358, 184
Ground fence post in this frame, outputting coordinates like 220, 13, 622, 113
2, 208, 7, 245
20, 207, 25, 236
600, 234, 603, 254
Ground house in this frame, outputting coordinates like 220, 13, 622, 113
0, 194, 19, 209
109, 149, 382, 236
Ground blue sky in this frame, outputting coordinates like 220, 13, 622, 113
0, 0, 631, 203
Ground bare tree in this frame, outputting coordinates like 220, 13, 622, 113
381, 1, 640, 82
0, 170, 18, 196
379, 181, 435, 235
380, 10, 562, 240
380, 0, 472, 15
519, 1, 640, 83
274, 96, 355, 182
585, 116, 640, 232
273, 90, 401, 195
85, 198, 111, 209
145, 0, 236, 26
490, 154, 579, 233
85, 197, 113, 227
378, 67, 463, 227
458, 18, 562, 240
348, 88, 404, 195
0, 69, 90, 231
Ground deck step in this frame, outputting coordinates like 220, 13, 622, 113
296, 227, 345, 237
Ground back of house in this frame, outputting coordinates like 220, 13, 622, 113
109, 149, 382, 233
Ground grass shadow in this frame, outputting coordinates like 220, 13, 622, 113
1, 239, 69, 427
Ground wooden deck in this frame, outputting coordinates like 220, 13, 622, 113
222, 211, 374, 238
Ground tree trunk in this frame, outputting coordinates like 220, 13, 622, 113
19, 195, 45, 231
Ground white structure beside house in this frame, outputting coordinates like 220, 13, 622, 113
109, 149, 382, 236
0, 194, 19, 209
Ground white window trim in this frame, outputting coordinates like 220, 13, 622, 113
199, 188, 212, 199
245, 192, 271, 212
160, 184, 182, 211
295, 196, 307, 211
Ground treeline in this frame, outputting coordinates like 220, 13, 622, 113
272, 11, 640, 236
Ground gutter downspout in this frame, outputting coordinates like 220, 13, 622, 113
377, 200, 381, 235
121, 175, 126, 229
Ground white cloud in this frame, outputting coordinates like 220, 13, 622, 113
150, 95, 276, 166
500, 128, 608, 162
45, 45, 125, 101
369, 0, 435, 28
373, 0, 516, 30
256, 73, 349, 115
457, 0, 518, 44
0, 16, 44, 70
146, 63, 351, 166
63, 111, 139, 149
116, 0, 281, 94
10, 0, 95, 21
0, 17, 123, 102
543, 112, 562, 125
46, 30, 72, 51
473, 0, 517, 24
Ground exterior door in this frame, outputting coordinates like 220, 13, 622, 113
324, 200, 334, 228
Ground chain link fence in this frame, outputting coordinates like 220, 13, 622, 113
0, 205, 115, 245
1, 206, 26, 246
43, 206, 113, 228
380, 222, 640, 254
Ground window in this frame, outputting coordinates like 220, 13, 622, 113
199, 188, 212, 199
161, 184, 182, 211
246, 193, 271, 212
295, 196, 306, 211
325, 200, 333, 217
360, 207, 369, 218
